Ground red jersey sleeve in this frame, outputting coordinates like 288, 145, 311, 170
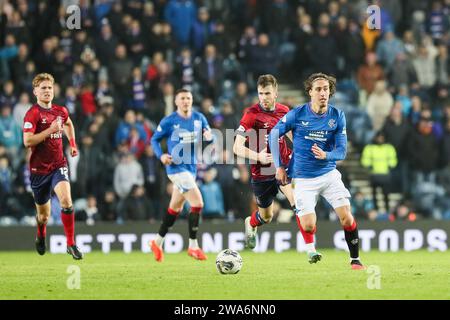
236, 110, 255, 135
62, 106, 69, 123
23, 108, 38, 133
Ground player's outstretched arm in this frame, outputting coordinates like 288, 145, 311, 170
268, 110, 295, 169
23, 119, 61, 148
233, 134, 272, 164
324, 112, 347, 161
64, 117, 78, 157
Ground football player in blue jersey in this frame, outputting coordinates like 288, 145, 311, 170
150, 89, 212, 262
269, 73, 365, 269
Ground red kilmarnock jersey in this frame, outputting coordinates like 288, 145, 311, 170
237, 103, 292, 181
23, 104, 69, 175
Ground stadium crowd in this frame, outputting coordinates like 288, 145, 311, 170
0, 0, 449, 226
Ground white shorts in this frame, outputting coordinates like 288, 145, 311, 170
167, 171, 198, 193
293, 169, 351, 217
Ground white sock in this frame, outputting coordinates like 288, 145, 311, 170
306, 243, 316, 253
189, 238, 199, 249
351, 257, 360, 261
155, 234, 164, 247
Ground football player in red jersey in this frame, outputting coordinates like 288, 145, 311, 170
23, 73, 83, 260
233, 74, 295, 249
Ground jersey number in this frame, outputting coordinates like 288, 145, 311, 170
59, 167, 69, 181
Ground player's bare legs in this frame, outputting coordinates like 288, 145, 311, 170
35, 201, 51, 255
297, 213, 322, 263
54, 181, 83, 260
335, 204, 365, 269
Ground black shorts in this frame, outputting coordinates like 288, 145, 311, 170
251, 179, 281, 209
30, 166, 70, 205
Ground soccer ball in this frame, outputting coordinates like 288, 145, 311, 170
215, 249, 243, 274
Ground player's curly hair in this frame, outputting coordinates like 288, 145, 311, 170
257, 74, 278, 89
32, 73, 55, 88
303, 73, 336, 98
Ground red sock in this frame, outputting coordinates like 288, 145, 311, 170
36, 219, 47, 238
250, 210, 265, 228
343, 220, 357, 232
61, 208, 75, 246
296, 216, 316, 244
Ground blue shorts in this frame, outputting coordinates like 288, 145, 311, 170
30, 167, 70, 205
251, 179, 282, 209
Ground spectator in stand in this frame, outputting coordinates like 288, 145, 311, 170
95, 22, 119, 67
407, 109, 440, 192
247, 33, 279, 82
231, 81, 254, 116
413, 44, 438, 93
126, 126, 146, 160
123, 184, 152, 221
76, 194, 99, 226
113, 152, 144, 223
0, 80, 17, 107
382, 102, 412, 193
200, 167, 225, 219
191, 6, 215, 57
98, 189, 118, 222
427, 0, 449, 44
129, 67, 146, 112
351, 190, 376, 220
174, 47, 195, 91
357, 51, 385, 105
12, 92, 31, 128
0, 104, 22, 166
361, 131, 398, 213
307, 24, 337, 76
366, 80, 394, 132
109, 44, 134, 113
194, 43, 224, 101
164, 0, 197, 47
375, 29, 405, 72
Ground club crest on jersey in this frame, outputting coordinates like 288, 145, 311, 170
328, 119, 336, 129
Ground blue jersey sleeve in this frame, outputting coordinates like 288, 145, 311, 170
269, 109, 296, 168
325, 111, 347, 161
151, 118, 170, 160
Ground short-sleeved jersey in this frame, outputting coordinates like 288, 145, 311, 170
23, 104, 69, 175
151, 111, 211, 175
236, 103, 292, 181
269, 103, 347, 178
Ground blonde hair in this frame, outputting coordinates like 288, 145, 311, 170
32, 73, 55, 88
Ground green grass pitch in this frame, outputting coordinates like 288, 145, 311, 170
1, 249, 449, 300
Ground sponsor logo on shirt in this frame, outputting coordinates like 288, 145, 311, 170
50, 132, 63, 139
